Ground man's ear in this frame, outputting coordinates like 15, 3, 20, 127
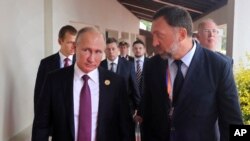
178, 28, 187, 42
196, 32, 201, 40
58, 38, 62, 45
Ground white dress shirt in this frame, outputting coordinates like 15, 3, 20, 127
59, 51, 73, 68
73, 64, 99, 141
168, 42, 196, 100
107, 57, 119, 72
134, 56, 145, 72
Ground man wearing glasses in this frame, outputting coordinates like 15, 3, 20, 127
197, 19, 220, 51
197, 19, 233, 65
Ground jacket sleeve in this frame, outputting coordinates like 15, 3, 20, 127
217, 59, 243, 141
32, 74, 52, 141
34, 60, 46, 113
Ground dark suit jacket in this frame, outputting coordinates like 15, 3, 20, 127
32, 66, 134, 141
216, 52, 234, 66
119, 55, 134, 62
141, 44, 243, 141
100, 57, 140, 110
34, 52, 75, 112
129, 57, 149, 99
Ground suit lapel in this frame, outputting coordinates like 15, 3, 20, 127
63, 66, 75, 140
130, 58, 135, 68
158, 57, 171, 111
96, 68, 108, 139
174, 45, 204, 118
101, 60, 108, 70
142, 57, 149, 77
53, 52, 61, 69
151, 56, 170, 112
72, 54, 76, 64
116, 58, 122, 74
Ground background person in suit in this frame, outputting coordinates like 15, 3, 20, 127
130, 40, 149, 139
197, 18, 233, 64
197, 18, 219, 51
119, 40, 134, 61
34, 25, 77, 112
197, 18, 234, 139
130, 39, 148, 101
100, 37, 140, 117
141, 6, 243, 141
32, 27, 134, 141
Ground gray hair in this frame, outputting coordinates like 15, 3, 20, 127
75, 26, 104, 44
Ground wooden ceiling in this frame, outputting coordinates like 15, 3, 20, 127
118, 0, 228, 22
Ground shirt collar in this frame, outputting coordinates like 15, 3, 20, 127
59, 51, 73, 61
168, 41, 196, 67
135, 56, 145, 62
107, 57, 119, 65
74, 63, 99, 84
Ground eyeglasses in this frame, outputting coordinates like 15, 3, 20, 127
202, 29, 219, 34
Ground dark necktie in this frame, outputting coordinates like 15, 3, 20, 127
64, 58, 70, 67
77, 75, 91, 141
173, 60, 184, 107
136, 60, 142, 86
110, 62, 116, 73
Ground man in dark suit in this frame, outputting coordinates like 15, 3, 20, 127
130, 40, 149, 101
118, 40, 134, 61
100, 38, 140, 116
32, 27, 134, 141
34, 25, 77, 112
141, 6, 243, 141
197, 19, 234, 139
130, 40, 149, 139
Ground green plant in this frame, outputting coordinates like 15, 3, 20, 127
235, 59, 250, 124
140, 20, 152, 31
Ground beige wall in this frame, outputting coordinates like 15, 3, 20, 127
0, 0, 44, 141
0, 0, 139, 140
49, 0, 139, 54
232, 0, 250, 67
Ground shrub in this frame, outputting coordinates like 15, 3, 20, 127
235, 57, 250, 124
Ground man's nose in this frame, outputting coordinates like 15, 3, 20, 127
152, 37, 159, 47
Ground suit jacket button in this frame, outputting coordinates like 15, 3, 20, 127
171, 127, 175, 131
